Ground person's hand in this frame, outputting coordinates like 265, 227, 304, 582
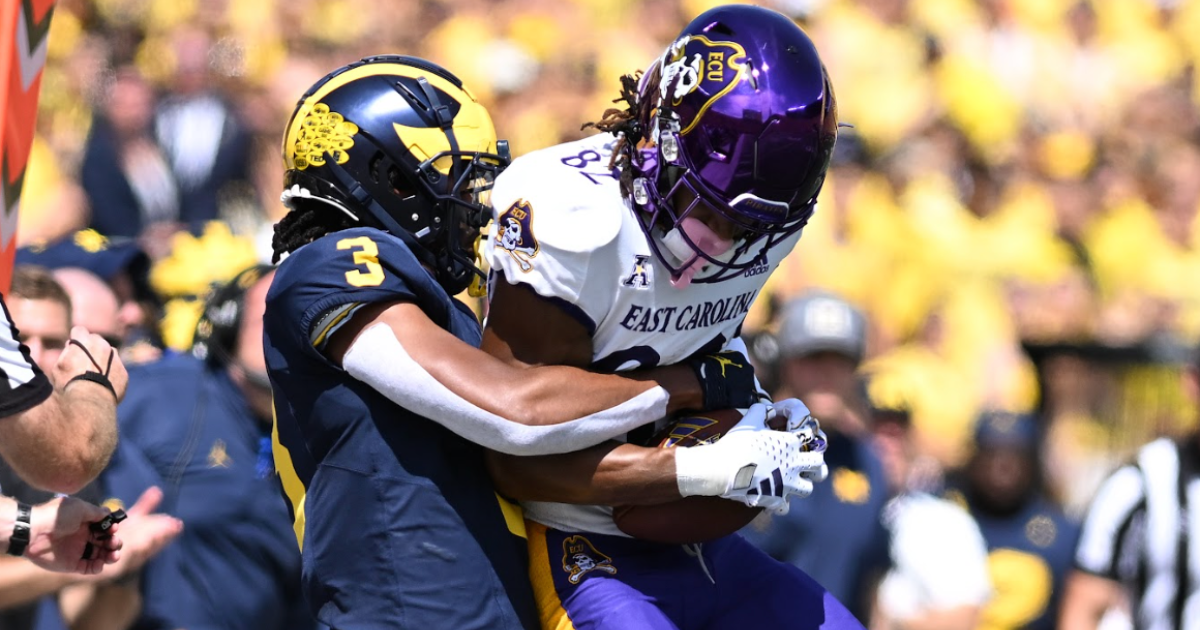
771, 398, 829, 485
91, 487, 183, 581
24, 497, 124, 575
686, 349, 760, 410
54, 327, 128, 402
675, 403, 828, 515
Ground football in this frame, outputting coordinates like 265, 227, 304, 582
612, 407, 764, 544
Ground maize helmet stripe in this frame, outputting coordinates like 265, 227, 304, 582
282, 62, 495, 172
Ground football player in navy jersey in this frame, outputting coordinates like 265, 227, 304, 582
265, 56, 825, 630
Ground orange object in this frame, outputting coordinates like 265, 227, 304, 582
0, 0, 56, 294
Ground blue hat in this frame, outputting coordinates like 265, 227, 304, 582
973, 411, 1039, 450
17, 230, 152, 300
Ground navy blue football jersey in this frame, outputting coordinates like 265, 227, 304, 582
265, 227, 537, 630
965, 495, 1080, 630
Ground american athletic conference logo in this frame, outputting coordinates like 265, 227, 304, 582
622, 255, 653, 289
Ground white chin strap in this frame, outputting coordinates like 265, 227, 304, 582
281, 184, 362, 224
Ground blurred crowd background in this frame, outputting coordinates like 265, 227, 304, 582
11, 0, 1200, 627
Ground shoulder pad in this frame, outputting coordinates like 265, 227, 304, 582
490, 136, 624, 254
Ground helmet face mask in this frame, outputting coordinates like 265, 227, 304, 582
280, 55, 510, 295
622, 6, 838, 285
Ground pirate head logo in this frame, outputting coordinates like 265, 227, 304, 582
657, 35, 748, 136
561, 535, 617, 584
497, 199, 539, 272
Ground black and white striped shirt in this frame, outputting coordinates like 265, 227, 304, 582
1074, 436, 1200, 630
0, 294, 51, 417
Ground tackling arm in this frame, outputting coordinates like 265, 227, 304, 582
478, 279, 683, 504
325, 286, 704, 457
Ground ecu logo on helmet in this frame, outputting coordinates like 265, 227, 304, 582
659, 35, 749, 135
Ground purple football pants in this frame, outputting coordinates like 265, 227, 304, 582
527, 522, 867, 630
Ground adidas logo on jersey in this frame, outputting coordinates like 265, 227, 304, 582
743, 256, 769, 278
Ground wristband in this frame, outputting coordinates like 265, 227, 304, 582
67, 372, 117, 401
6, 502, 31, 557
64, 340, 117, 401
688, 351, 757, 410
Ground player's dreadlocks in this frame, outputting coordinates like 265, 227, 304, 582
270, 200, 357, 263
582, 65, 662, 200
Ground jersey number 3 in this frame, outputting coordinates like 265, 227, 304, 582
337, 236, 385, 287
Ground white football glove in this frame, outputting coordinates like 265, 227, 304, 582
771, 398, 829, 485
675, 403, 828, 515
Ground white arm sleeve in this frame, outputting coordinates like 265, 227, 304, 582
342, 323, 670, 456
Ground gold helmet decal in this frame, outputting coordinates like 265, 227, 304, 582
282, 62, 497, 173
291, 103, 359, 170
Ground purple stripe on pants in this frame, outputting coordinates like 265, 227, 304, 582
534, 525, 866, 630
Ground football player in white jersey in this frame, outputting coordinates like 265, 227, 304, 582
481, 5, 865, 630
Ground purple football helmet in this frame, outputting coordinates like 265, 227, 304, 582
627, 5, 838, 284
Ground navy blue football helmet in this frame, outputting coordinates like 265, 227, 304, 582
280, 55, 510, 295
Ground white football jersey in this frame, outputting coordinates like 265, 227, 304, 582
485, 133, 804, 535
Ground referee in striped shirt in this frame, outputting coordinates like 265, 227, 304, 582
1060, 345, 1200, 630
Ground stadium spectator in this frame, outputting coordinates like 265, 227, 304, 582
950, 411, 1081, 630
154, 29, 255, 236
52, 268, 126, 347
865, 372, 992, 630
742, 291, 891, 621
111, 265, 310, 630
80, 67, 178, 245
17, 230, 162, 365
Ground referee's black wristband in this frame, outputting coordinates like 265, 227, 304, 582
7, 502, 31, 557
67, 372, 117, 401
